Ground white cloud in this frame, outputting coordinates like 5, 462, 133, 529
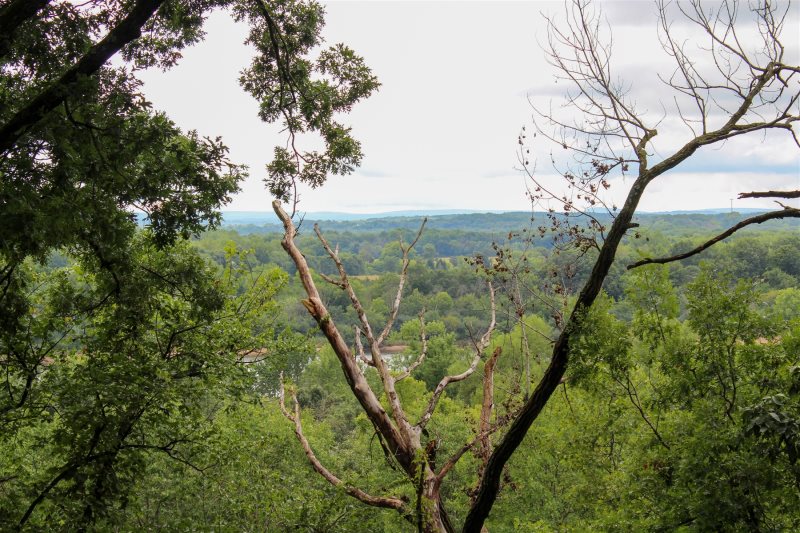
137, 1, 799, 213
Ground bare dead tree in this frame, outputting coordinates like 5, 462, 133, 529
475, 347, 502, 494
462, 1, 799, 531
272, 200, 505, 532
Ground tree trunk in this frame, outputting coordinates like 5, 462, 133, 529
419, 479, 454, 533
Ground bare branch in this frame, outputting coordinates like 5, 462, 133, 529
314, 224, 376, 343
272, 201, 412, 469
377, 218, 427, 345
278, 378, 408, 511
354, 327, 375, 367
466, 1, 799, 525
417, 283, 496, 430
319, 272, 346, 289
628, 207, 800, 270
478, 347, 502, 471
275, 203, 459, 530
313, 223, 412, 435
738, 190, 800, 199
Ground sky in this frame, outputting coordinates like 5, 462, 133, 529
137, 1, 800, 214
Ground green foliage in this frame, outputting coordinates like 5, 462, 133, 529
0, 234, 293, 529
768, 287, 800, 323
234, 1, 379, 200
1, 1, 382, 528
396, 319, 466, 391
118, 401, 398, 531
626, 264, 679, 350
569, 293, 631, 386
127, 220, 799, 530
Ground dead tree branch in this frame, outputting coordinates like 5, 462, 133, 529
354, 327, 375, 367
378, 219, 427, 345
275, 201, 479, 532
272, 201, 412, 470
628, 207, 800, 270
313, 222, 414, 438
738, 190, 800, 199
278, 378, 408, 511
417, 283, 496, 431
477, 347, 503, 474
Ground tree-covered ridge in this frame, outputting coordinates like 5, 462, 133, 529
193, 211, 800, 290
189, 211, 800, 338
218, 209, 800, 235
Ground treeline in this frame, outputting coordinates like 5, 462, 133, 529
221, 209, 800, 234
190, 216, 800, 338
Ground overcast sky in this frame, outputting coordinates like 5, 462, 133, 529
137, 1, 799, 214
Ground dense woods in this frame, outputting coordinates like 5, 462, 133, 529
1, 0, 798, 531
3, 210, 800, 530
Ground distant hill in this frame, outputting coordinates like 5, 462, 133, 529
639, 208, 772, 215
220, 209, 516, 225
221, 207, 774, 225
215, 208, 799, 236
